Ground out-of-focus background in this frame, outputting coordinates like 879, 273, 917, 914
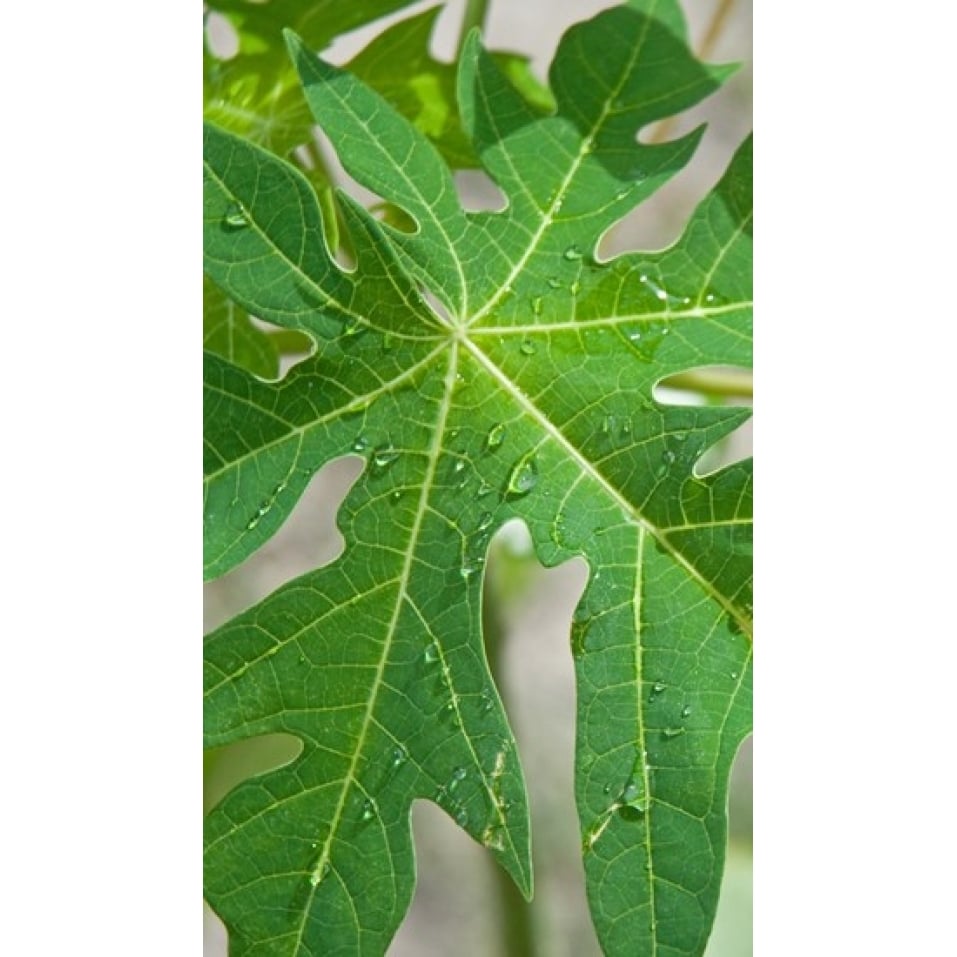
204, 1, 752, 953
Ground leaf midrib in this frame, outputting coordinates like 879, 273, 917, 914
290, 342, 459, 954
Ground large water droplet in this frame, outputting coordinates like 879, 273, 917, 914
372, 445, 399, 471
352, 435, 370, 452
360, 799, 376, 822
485, 423, 506, 451
520, 338, 537, 356
507, 451, 539, 496
424, 642, 440, 664
223, 201, 249, 229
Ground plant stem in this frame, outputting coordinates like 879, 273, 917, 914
661, 368, 752, 400
458, 0, 492, 57
698, 0, 738, 62
482, 551, 538, 957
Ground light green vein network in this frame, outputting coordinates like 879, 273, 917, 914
203, 2, 752, 955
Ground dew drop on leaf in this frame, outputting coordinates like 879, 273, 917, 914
563, 244, 583, 261
352, 435, 370, 452
485, 423, 506, 451
662, 727, 685, 739
506, 451, 539, 496
520, 338, 537, 356
455, 808, 469, 827
423, 642, 440, 665
360, 799, 376, 822
223, 201, 249, 229
372, 445, 400, 471
681, 705, 692, 718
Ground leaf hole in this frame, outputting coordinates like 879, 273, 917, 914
204, 11, 239, 61
654, 365, 752, 408
693, 416, 751, 478
204, 456, 364, 630
453, 169, 508, 213
204, 733, 304, 814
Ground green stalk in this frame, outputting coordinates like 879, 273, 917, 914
649, 0, 739, 143
482, 550, 538, 957
662, 368, 752, 401
458, 0, 492, 57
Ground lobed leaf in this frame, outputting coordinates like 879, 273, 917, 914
204, 2, 752, 954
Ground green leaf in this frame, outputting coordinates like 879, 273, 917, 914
203, 275, 281, 379
346, 7, 554, 169
203, 3, 752, 955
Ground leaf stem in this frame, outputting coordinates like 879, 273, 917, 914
660, 368, 752, 400
458, 0, 492, 57
482, 552, 538, 957
648, 0, 738, 144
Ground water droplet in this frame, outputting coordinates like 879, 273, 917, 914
506, 451, 539, 496
532, 296, 543, 315
520, 338, 537, 356
705, 293, 716, 303
223, 201, 249, 228
731, 671, 739, 679
476, 481, 494, 497
460, 555, 484, 579
570, 280, 581, 295
477, 511, 494, 532
360, 799, 376, 822
652, 681, 666, 694
602, 782, 612, 795
372, 445, 399, 471
341, 315, 365, 338
625, 322, 669, 362
485, 424, 506, 451
352, 435, 370, 452
309, 860, 330, 886
602, 414, 616, 434
424, 642, 440, 664
455, 808, 469, 827
662, 450, 676, 466
615, 186, 630, 200
621, 776, 642, 804
391, 746, 408, 769
390, 490, 403, 504
662, 727, 685, 739
452, 766, 467, 782
681, 705, 692, 718
563, 244, 583, 261
546, 277, 562, 289
453, 458, 466, 474
480, 689, 495, 713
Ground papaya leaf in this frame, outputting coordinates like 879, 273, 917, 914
203, 2, 752, 955
346, 6, 554, 169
